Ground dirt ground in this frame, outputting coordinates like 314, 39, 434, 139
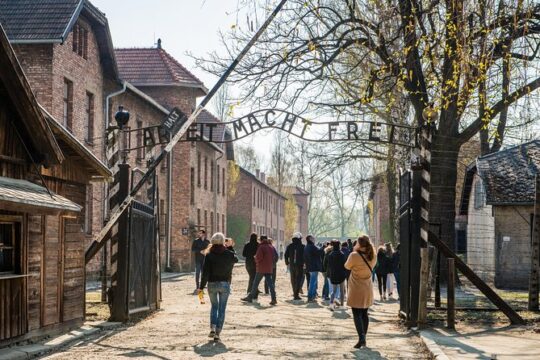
42, 263, 429, 359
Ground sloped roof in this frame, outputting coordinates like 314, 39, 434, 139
283, 186, 310, 196
476, 140, 540, 205
115, 47, 207, 94
0, 0, 118, 78
40, 106, 112, 181
239, 167, 287, 200
0, 0, 81, 42
196, 110, 225, 141
0, 23, 63, 165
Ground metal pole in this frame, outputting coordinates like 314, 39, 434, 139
89, 0, 289, 250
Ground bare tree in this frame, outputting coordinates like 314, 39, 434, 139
235, 144, 261, 173
198, 0, 540, 266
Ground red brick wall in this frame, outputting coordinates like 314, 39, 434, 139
13, 17, 111, 277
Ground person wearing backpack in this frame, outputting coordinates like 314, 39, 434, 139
284, 232, 305, 301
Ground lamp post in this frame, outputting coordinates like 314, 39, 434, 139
113, 106, 130, 163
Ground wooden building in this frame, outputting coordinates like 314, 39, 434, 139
0, 24, 110, 344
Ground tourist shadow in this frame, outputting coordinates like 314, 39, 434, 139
193, 341, 229, 357
306, 302, 323, 309
332, 310, 351, 319
285, 299, 305, 305
352, 347, 384, 359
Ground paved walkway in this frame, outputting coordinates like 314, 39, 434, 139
421, 325, 540, 359
41, 263, 428, 359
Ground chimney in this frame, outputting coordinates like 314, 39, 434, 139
157, 38, 162, 49
261, 172, 266, 183
255, 169, 260, 179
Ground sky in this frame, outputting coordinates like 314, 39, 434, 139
92, 0, 274, 163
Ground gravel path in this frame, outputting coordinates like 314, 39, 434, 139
42, 263, 428, 359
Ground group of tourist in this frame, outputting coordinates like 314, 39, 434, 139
193, 229, 400, 349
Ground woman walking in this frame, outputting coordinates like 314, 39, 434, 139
375, 246, 390, 300
385, 243, 395, 298
198, 232, 238, 342
345, 235, 377, 349
325, 240, 347, 310
242, 233, 258, 294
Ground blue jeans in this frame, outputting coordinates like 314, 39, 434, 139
308, 271, 318, 300
208, 282, 230, 332
250, 273, 276, 301
330, 282, 345, 305
322, 273, 329, 299
195, 258, 204, 289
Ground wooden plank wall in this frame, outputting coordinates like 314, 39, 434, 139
27, 215, 43, 331
43, 216, 59, 326
0, 104, 28, 179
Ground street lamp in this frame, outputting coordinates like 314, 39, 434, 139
114, 105, 130, 130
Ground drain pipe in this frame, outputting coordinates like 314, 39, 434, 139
166, 150, 172, 270
214, 151, 224, 235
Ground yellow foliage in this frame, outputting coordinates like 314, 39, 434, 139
227, 161, 240, 198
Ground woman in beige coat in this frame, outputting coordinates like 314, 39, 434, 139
345, 235, 377, 348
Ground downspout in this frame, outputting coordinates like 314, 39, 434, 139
166, 151, 172, 270
214, 151, 224, 235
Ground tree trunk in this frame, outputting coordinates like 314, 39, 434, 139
386, 144, 397, 244
429, 134, 460, 282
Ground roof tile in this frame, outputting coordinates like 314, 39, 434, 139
115, 47, 207, 91
477, 140, 540, 205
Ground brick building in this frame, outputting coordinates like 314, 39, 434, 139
0, 22, 110, 343
227, 167, 286, 251
115, 45, 229, 271
284, 186, 310, 238
0, 0, 119, 275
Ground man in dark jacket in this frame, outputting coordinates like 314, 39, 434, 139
242, 236, 277, 305
192, 230, 210, 294
284, 232, 304, 300
304, 235, 323, 302
242, 233, 259, 294
324, 240, 347, 308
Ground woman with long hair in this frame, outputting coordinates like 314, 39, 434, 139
198, 232, 238, 342
345, 235, 377, 349
385, 243, 395, 297
375, 246, 389, 300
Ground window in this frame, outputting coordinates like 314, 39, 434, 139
136, 119, 144, 162
474, 179, 486, 209
210, 160, 214, 192
210, 211, 214, 234
222, 168, 225, 197
197, 209, 201, 229
84, 185, 93, 235
85, 92, 94, 143
216, 212, 220, 232
204, 210, 208, 231
63, 79, 73, 130
197, 152, 201, 187
159, 199, 166, 237
0, 223, 18, 274
217, 165, 220, 194
72, 24, 88, 59
190, 167, 195, 205
204, 156, 208, 190
253, 188, 256, 206
222, 214, 225, 233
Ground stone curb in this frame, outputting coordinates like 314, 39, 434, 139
418, 330, 451, 360
0, 322, 121, 360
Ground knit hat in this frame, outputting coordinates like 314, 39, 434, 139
292, 232, 302, 239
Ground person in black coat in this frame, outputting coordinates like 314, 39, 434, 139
304, 235, 323, 302
199, 232, 238, 342
284, 232, 305, 300
375, 247, 392, 300
191, 230, 210, 294
242, 233, 258, 294
324, 240, 347, 308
